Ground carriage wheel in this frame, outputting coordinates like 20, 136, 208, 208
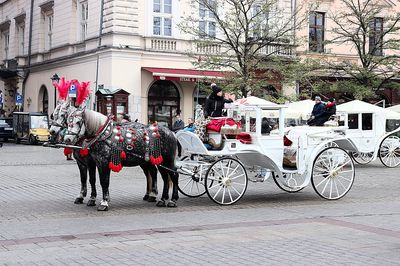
378, 135, 400, 168
205, 157, 248, 205
177, 156, 207, 198
311, 147, 355, 200
273, 173, 305, 193
350, 152, 374, 165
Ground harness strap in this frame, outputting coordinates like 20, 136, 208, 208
82, 116, 113, 149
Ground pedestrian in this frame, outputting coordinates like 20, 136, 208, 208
204, 84, 234, 118
172, 113, 185, 157
183, 117, 195, 132
307, 96, 325, 126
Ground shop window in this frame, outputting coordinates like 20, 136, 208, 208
148, 80, 180, 128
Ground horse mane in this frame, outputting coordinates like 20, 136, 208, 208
84, 109, 108, 136
54, 77, 70, 101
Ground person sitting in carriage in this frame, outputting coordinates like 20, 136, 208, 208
308, 97, 336, 126
204, 84, 234, 118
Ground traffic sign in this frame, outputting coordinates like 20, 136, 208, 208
16, 94, 23, 106
69, 84, 77, 97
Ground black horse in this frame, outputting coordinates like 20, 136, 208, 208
64, 107, 179, 211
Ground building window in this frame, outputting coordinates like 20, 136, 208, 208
309, 12, 325, 53
199, 1, 216, 38
17, 23, 25, 55
44, 13, 53, 50
80, 1, 88, 41
153, 0, 172, 36
369, 17, 383, 56
251, 4, 269, 38
2, 31, 9, 59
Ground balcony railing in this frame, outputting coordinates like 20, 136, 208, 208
196, 43, 221, 54
257, 43, 295, 57
149, 39, 177, 51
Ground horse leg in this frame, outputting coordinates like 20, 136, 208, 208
141, 167, 150, 201
74, 161, 87, 204
87, 157, 97, 206
97, 166, 111, 211
167, 164, 179, 208
148, 165, 158, 202
156, 166, 170, 207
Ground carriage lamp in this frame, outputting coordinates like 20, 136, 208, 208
50, 73, 60, 111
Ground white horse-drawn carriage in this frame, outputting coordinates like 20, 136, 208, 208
335, 101, 400, 167
176, 104, 359, 205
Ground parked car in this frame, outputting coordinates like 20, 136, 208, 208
13, 112, 50, 144
0, 117, 14, 142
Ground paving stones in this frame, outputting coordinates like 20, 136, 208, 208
0, 143, 399, 265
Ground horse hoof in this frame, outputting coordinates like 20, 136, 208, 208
167, 201, 177, 208
87, 199, 96, 206
156, 200, 166, 207
143, 194, 149, 201
148, 196, 157, 202
97, 205, 108, 211
74, 198, 84, 204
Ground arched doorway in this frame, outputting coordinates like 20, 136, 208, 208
38, 85, 49, 114
148, 80, 180, 128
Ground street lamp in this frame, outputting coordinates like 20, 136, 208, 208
50, 73, 60, 110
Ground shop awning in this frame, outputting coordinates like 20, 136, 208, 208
142, 67, 225, 82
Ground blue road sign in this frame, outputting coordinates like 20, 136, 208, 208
16, 94, 23, 106
69, 84, 77, 97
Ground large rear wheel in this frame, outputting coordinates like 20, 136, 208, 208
205, 157, 247, 205
311, 147, 355, 200
379, 135, 400, 168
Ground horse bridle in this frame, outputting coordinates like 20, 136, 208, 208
65, 109, 86, 137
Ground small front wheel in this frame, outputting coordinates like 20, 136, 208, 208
379, 135, 400, 168
177, 156, 207, 198
350, 152, 374, 165
205, 157, 247, 205
311, 147, 355, 200
273, 172, 306, 193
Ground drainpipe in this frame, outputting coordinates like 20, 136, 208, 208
93, 0, 104, 111
22, 0, 34, 111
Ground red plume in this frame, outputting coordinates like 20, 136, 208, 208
54, 77, 70, 101
76, 81, 91, 106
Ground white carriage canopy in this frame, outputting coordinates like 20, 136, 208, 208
337, 100, 400, 131
285, 99, 315, 120
387, 104, 400, 113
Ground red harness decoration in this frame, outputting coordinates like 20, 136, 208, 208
64, 148, 73, 156
80, 148, 89, 157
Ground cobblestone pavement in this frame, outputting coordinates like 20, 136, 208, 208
0, 143, 399, 265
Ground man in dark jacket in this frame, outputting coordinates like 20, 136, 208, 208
172, 114, 184, 132
172, 114, 185, 157
204, 84, 233, 118
317, 98, 336, 125
307, 96, 325, 126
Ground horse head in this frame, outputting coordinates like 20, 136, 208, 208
64, 106, 86, 145
49, 101, 71, 141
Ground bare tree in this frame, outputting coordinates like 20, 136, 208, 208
325, 0, 400, 98
179, 0, 307, 97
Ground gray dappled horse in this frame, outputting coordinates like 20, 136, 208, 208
49, 101, 97, 206
64, 107, 179, 211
